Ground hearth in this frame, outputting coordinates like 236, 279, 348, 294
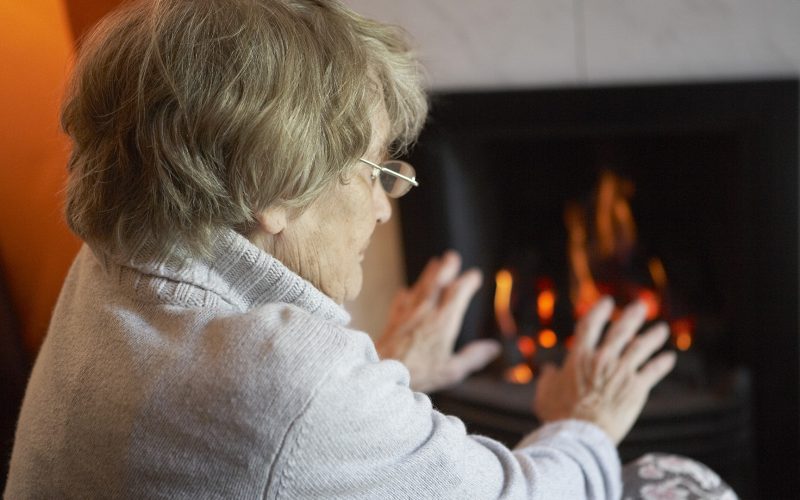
399, 80, 798, 499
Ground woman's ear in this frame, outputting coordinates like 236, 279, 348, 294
256, 205, 288, 235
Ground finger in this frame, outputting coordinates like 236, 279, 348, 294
388, 287, 410, 315
574, 297, 614, 351
600, 300, 648, 360
435, 250, 462, 288
411, 252, 461, 307
439, 268, 483, 328
428, 270, 482, 348
409, 256, 442, 300
445, 339, 501, 384
638, 351, 677, 388
620, 323, 670, 370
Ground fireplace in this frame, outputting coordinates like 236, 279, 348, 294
399, 80, 798, 499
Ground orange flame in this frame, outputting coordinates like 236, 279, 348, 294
565, 203, 602, 318
504, 363, 533, 384
538, 329, 557, 349
494, 269, 517, 337
537, 289, 556, 324
596, 171, 637, 259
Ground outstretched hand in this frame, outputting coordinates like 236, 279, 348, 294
533, 297, 676, 445
376, 251, 501, 393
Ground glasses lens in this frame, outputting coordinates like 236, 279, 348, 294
380, 161, 416, 198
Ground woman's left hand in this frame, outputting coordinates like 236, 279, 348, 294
376, 251, 501, 393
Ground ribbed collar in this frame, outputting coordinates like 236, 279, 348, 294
98, 229, 350, 326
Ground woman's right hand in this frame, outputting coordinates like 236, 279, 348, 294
376, 251, 500, 393
533, 298, 677, 445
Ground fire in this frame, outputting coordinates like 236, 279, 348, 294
504, 363, 533, 384
494, 269, 517, 337
565, 203, 602, 318
595, 171, 637, 259
564, 170, 689, 347
538, 329, 557, 349
537, 289, 556, 324
490, 170, 696, 361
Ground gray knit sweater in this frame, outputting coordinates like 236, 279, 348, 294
5, 230, 621, 499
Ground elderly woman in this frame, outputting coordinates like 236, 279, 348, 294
6, 1, 735, 498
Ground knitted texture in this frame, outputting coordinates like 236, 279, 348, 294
5, 230, 621, 499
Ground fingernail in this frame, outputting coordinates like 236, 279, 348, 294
599, 296, 615, 309
469, 268, 483, 284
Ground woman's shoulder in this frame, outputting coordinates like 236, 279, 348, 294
204, 302, 381, 394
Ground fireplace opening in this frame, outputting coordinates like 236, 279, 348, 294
399, 80, 798, 499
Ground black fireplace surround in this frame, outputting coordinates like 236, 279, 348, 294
399, 80, 798, 499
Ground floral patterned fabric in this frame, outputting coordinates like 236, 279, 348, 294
622, 453, 738, 500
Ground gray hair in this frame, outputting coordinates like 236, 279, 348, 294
62, 0, 427, 258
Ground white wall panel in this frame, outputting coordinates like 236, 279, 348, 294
582, 0, 800, 83
343, 0, 580, 89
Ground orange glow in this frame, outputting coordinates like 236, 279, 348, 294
676, 332, 692, 351
565, 203, 602, 318
517, 336, 536, 358
538, 329, 558, 349
637, 289, 660, 321
564, 335, 576, 351
494, 269, 517, 337
671, 318, 694, 351
537, 289, 556, 324
0, 1, 83, 353
648, 257, 668, 290
595, 171, 637, 259
504, 363, 533, 384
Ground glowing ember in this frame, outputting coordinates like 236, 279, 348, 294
494, 269, 517, 337
676, 333, 692, 351
504, 363, 533, 384
517, 336, 536, 358
537, 289, 556, 324
648, 257, 668, 290
538, 329, 558, 349
671, 318, 694, 351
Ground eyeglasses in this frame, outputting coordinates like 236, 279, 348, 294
359, 158, 419, 198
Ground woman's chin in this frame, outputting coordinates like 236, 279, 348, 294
343, 267, 364, 303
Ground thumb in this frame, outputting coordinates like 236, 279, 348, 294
538, 363, 557, 383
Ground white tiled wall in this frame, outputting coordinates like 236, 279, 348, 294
344, 0, 800, 89
343, 0, 800, 335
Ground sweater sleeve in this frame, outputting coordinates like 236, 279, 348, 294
266, 333, 621, 500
